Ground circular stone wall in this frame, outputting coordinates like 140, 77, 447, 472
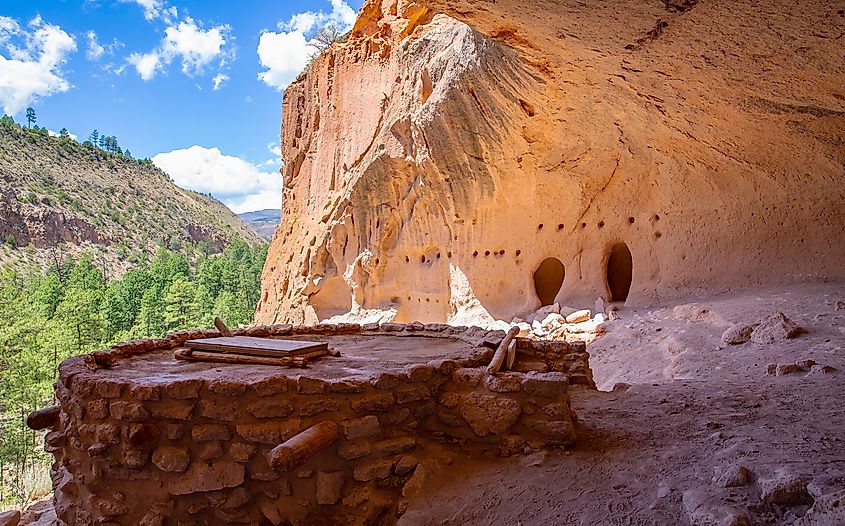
42, 323, 593, 525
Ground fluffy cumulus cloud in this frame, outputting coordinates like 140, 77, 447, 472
257, 0, 357, 90
117, 0, 177, 22
128, 18, 232, 81
152, 146, 282, 214
0, 15, 77, 115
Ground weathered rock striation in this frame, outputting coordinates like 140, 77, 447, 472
257, 0, 845, 326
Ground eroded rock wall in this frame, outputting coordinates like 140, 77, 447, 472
257, 0, 845, 325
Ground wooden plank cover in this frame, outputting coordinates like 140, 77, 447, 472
185, 337, 327, 358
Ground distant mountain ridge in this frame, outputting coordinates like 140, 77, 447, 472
239, 209, 280, 240
0, 120, 264, 274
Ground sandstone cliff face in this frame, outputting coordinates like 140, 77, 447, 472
257, 0, 845, 326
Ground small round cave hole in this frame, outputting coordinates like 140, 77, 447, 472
606, 242, 633, 303
533, 257, 565, 307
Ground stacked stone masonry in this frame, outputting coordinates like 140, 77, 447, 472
44, 322, 593, 525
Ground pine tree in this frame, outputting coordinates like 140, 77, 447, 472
89, 129, 99, 145
25, 107, 36, 128
163, 278, 200, 330
58, 128, 70, 139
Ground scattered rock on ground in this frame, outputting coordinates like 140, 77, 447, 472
774, 363, 804, 376
565, 310, 592, 324
520, 450, 550, 467
0, 510, 21, 526
534, 304, 560, 318
795, 490, 845, 525
19, 498, 55, 526
722, 324, 754, 344
809, 364, 838, 375
751, 312, 804, 344
682, 489, 750, 526
713, 464, 753, 488
672, 303, 718, 322
540, 313, 566, 329
595, 297, 608, 315
515, 322, 532, 338
759, 471, 813, 505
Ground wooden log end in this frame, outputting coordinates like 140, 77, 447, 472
214, 317, 233, 337
486, 326, 520, 374
269, 421, 339, 473
174, 349, 193, 361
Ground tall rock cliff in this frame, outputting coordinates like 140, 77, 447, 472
256, 0, 845, 325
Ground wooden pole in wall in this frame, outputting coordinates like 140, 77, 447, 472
214, 317, 233, 337
506, 339, 517, 370
487, 327, 520, 374
268, 421, 339, 473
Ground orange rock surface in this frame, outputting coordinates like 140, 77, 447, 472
256, 0, 845, 325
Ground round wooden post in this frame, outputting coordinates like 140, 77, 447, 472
268, 421, 339, 473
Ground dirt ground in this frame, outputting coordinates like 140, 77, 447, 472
399, 280, 845, 525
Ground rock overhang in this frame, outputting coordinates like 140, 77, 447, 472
257, 0, 845, 326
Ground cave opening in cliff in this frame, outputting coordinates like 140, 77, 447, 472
534, 258, 565, 307
607, 243, 633, 303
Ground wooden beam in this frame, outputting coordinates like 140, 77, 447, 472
269, 421, 339, 473
486, 327, 520, 374
174, 348, 314, 368
27, 405, 60, 431
214, 317, 233, 337
506, 339, 517, 370
186, 336, 327, 358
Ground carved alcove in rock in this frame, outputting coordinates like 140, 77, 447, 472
533, 257, 566, 307
606, 243, 633, 303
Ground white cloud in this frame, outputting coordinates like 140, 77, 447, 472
117, 0, 176, 22
48, 129, 78, 141
152, 146, 282, 214
86, 31, 123, 61
262, 142, 283, 169
0, 16, 77, 115
163, 19, 229, 75
256, 31, 310, 90
127, 51, 161, 80
257, 0, 357, 90
212, 72, 228, 90
86, 31, 105, 60
128, 17, 232, 81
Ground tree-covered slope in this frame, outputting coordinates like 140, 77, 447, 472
0, 118, 264, 275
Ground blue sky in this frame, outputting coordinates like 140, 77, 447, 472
0, 0, 363, 212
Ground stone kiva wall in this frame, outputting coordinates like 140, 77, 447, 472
40, 323, 593, 525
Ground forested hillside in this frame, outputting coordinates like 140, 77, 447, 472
0, 241, 266, 506
0, 116, 263, 275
